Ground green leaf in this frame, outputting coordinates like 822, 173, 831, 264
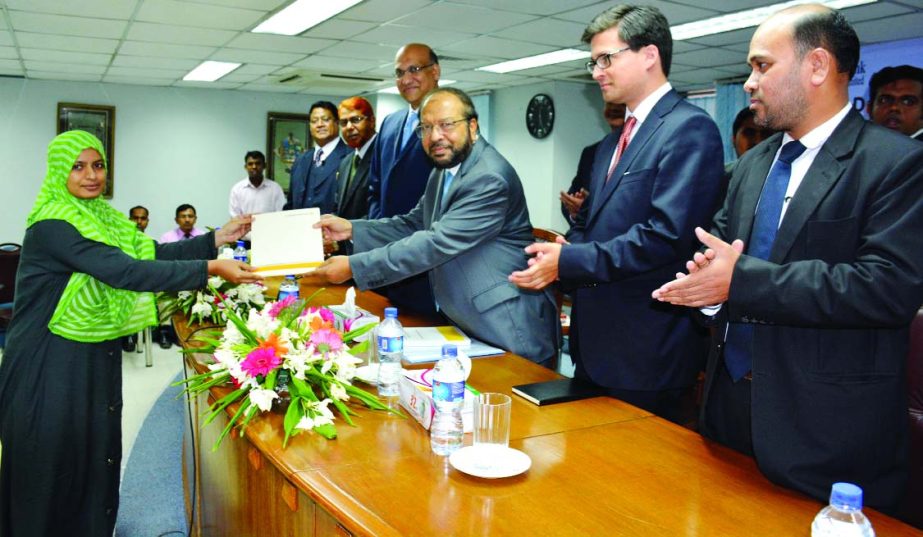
343, 322, 377, 343
203, 388, 246, 426
313, 422, 337, 440
347, 339, 369, 356
282, 397, 305, 448
212, 398, 251, 451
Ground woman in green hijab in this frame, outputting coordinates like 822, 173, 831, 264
0, 130, 261, 536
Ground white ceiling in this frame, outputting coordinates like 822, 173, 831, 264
0, 0, 920, 96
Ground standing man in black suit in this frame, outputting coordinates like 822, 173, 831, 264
334, 96, 376, 220
653, 4, 923, 510
287, 101, 351, 213
510, 5, 724, 424
366, 43, 440, 315
559, 101, 626, 226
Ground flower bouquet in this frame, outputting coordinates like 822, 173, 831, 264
160, 275, 266, 326
176, 288, 399, 449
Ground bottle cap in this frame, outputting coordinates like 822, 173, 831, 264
829, 482, 863, 511
236, 240, 245, 247
384, 307, 398, 318
441, 344, 458, 357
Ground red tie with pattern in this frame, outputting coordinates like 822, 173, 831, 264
606, 115, 637, 183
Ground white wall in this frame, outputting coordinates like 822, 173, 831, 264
0, 78, 341, 241
0, 76, 608, 242
491, 80, 608, 232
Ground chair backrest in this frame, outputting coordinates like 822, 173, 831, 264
901, 308, 923, 529
0, 243, 21, 304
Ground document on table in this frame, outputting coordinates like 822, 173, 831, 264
403, 337, 505, 364
249, 208, 324, 277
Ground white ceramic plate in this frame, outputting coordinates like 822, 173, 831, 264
449, 446, 532, 479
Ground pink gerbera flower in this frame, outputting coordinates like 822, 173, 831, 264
240, 347, 282, 377
309, 328, 343, 354
267, 295, 297, 318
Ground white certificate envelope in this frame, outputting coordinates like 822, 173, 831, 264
250, 208, 324, 276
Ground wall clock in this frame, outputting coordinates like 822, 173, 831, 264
526, 93, 554, 139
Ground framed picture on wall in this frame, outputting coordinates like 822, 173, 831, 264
57, 102, 116, 199
267, 112, 312, 194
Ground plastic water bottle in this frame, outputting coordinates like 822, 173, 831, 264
376, 307, 403, 397
811, 482, 876, 537
233, 240, 248, 263
430, 344, 465, 456
277, 275, 299, 301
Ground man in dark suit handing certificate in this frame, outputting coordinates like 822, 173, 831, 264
510, 5, 724, 423
653, 5, 923, 510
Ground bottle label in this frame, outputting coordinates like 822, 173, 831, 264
277, 289, 299, 301
432, 379, 464, 404
377, 335, 404, 353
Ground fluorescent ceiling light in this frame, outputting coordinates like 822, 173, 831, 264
183, 61, 241, 82
253, 0, 363, 36
670, 0, 877, 40
477, 49, 589, 74
377, 80, 457, 95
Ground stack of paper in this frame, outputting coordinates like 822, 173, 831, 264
404, 326, 471, 349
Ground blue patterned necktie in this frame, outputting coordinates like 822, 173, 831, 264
723, 140, 807, 381
313, 148, 323, 167
401, 110, 418, 151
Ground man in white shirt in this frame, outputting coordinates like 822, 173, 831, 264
652, 4, 923, 510
229, 151, 285, 220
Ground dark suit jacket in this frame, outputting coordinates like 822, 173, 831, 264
701, 110, 923, 509
287, 140, 351, 213
368, 109, 433, 219
334, 138, 375, 220
561, 141, 599, 225
350, 140, 558, 364
558, 89, 724, 391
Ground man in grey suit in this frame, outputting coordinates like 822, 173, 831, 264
313, 88, 558, 366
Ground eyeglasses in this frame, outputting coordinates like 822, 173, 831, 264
338, 115, 366, 128
414, 118, 469, 139
875, 94, 921, 108
395, 63, 435, 79
585, 46, 632, 74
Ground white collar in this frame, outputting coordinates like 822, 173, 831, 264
626, 82, 672, 126
780, 103, 851, 149
315, 137, 341, 159
356, 133, 377, 159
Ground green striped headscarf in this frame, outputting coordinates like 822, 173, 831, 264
27, 130, 157, 342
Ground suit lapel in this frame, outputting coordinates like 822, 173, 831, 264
344, 154, 367, 206
586, 91, 679, 226
770, 110, 862, 262
586, 133, 618, 224
735, 139, 779, 249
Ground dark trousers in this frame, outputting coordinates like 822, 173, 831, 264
573, 358, 697, 426
700, 356, 753, 456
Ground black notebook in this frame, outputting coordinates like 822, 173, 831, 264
511, 378, 606, 406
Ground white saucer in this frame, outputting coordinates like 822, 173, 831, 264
353, 364, 379, 385
449, 445, 531, 479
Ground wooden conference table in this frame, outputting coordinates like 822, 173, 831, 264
177, 281, 921, 537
